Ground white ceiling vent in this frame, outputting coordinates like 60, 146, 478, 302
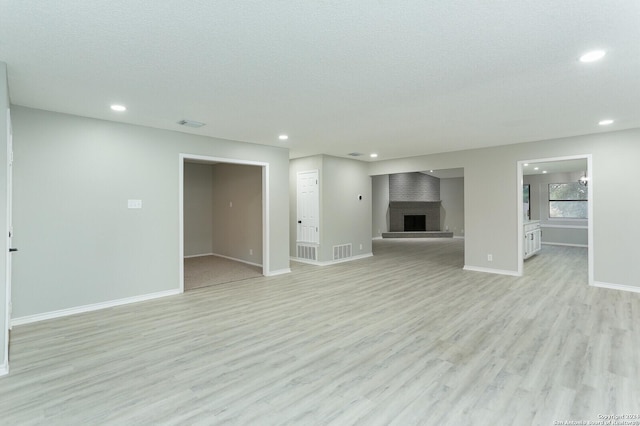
177, 119, 206, 128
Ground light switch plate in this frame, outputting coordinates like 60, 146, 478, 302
128, 199, 142, 209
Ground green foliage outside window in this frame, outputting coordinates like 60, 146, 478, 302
549, 182, 587, 218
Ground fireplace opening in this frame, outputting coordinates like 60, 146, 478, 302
404, 215, 426, 232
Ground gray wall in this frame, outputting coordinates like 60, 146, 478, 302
369, 128, 640, 289
290, 155, 372, 262
524, 171, 587, 246
321, 155, 372, 260
211, 163, 262, 265
0, 62, 8, 374
183, 163, 213, 256
389, 172, 440, 201
440, 177, 464, 237
11, 106, 290, 318
371, 174, 389, 238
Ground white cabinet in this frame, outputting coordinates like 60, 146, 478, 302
524, 221, 541, 259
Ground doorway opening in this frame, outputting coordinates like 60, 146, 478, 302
179, 154, 269, 292
517, 155, 593, 284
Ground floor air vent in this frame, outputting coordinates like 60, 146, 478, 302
333, 244, 352, 261
297, 244, 317, 261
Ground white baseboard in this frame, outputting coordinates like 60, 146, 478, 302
372, 236, 383, 240
11, 289, 181, 327
0, 361, 7, 376
183, 252, 214, 259
291, 253, 373, 267
266, 268, 291, 277
542, 242, 588, 248
209, 253, 262, 268
463, 265, 520, 277
591, 281, 640, 294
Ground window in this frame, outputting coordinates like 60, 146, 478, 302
549, 182, 587, 218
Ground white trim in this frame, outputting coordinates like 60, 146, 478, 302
265, 268, 291, 277
517, 154, 593, 285
184, 252, 263, 268
179, 154, 270, 290
541, 224, 588, 230
183, 253, 215, 259
542, 242, 587, 248
591, 281, 640, 294
463, 265, 520, 277
178, 157, 185, 292
4, 108, 11, 376
372, 236, 383, 240
209, 253, 262, 268
291, 252, 373, 266
11, 289, 180, 327
453, 236, 465, 240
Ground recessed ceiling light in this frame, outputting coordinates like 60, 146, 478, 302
579, 50, 606, 63
534, 167, 539, 171
278, 135, 288, 140
542, 171, 548, 174
524, 163, 529, 167
370, 153, 378, 158
598, 119, 614, 126
110, 104, 126, 112
429, 170, 434, 173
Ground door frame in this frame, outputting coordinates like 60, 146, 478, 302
516, 154, 593, 283
178, 154, 269, 293
3, 109, 11, 375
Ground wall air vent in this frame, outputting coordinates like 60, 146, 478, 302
333, 243, 352, 261
297, 244, 317, 261
177, 119, 206, 128
348, 152, 364, 157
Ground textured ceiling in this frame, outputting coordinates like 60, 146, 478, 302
1, 1, 639, 161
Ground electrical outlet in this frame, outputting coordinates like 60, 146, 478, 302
229, 201, 233, 207
249, 249, 253, 255
359, 243, 363, 250
488, 254, 493, 261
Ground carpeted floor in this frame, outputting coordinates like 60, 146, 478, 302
184, 255, 263, 290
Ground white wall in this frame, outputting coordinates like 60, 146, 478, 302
369, 128, 640, 289
11, 106, 290, 319
290, 155, 372, 262
0, 62, 9, 375
211, 163, 262, 265
184, 163, 213, 256
440, 177, 464, 237
524, 171, 588, 246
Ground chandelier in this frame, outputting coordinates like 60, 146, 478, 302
578, 172, 588, 186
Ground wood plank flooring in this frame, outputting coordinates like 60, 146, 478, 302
184, 255, 263, 291
1, 239, 639, 425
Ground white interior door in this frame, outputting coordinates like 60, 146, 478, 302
297, 170, 319, 243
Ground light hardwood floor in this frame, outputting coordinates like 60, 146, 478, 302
184, 255, 263, 291
1, 239, 639, 425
